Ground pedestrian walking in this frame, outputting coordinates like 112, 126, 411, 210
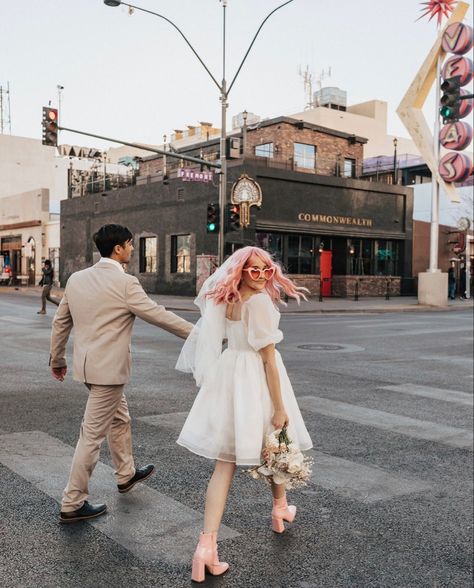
176, 246, 313, 582
459, 260, 467, 299
448, 260, 457, 300
37, 260, 60, 314
49, 224, 193, 523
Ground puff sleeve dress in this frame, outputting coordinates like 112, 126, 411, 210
177, 292, 313, 465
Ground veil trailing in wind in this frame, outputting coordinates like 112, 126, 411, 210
175, 257, 234, 387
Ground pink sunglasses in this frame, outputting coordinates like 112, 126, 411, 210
243, 266, 276, 281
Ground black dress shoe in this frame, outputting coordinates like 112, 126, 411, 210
117, 464, 155, 494
59, 501, 107, 524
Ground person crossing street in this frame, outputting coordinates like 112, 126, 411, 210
37, 260, 60, 314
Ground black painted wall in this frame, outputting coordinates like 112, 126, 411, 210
60, 162, 413, 295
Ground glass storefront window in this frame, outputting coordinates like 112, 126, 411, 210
294, 143, 316, 170
255, 232, 283, 264
375, 240, 399, 276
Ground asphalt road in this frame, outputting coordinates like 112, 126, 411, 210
0, 291, 472, 588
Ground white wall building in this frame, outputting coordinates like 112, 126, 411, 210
290, 92, 418, 159
0, 133, 131, 284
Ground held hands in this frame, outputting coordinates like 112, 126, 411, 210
51, 366, 67, 382
272, 408, 289, 430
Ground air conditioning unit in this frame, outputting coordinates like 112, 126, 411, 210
226, 137, 241, 159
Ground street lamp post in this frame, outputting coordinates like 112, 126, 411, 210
392, 137, 398, 185
103, 0, 294, 264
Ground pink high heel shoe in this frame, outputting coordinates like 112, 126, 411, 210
191, 531, 229, 583
271, 496, 297, 533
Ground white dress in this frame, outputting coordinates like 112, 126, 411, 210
177, 292, 313, 466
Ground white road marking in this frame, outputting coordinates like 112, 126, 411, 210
140, 413, 432, 503
299, 396, 473, 450
0, 431, 239, 565
309, 450, 431, 503
380, 384, 473, 406
419, 356, 473, 368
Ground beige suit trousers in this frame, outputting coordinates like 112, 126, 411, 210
61, 384, 136, 512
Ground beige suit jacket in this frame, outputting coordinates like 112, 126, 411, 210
50, 261, 193, 385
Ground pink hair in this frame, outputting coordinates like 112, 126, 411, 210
206, 246, 309, 305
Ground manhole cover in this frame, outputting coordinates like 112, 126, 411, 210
297, 343, 365, 353
299, 344, 344, 351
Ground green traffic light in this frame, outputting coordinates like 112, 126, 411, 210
207, 223, 216, 232
440, 105, 452, 117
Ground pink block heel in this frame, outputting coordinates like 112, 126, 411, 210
191, 531, 229, 583
271, 496, 297, 534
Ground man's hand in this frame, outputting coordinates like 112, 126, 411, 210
51, 366, 67, 382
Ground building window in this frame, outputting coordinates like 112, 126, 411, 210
255, 143, 274, 158
171, 234, 191, 273
139, 236, 157, 273
287, 235, 315, 274
375, 240, 400, 276
255, 232, 283, 264
343, 158, 356, 178
294, 143, 316, 170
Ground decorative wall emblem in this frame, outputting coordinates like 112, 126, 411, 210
230, 174, 262, 228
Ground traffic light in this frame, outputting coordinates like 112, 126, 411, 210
225, 203, 241, 232
206, 203, 219, 234
440, 76, 462, 122
42, 107, 58, 147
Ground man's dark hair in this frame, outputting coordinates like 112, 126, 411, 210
44, 259, 51, 267
93, 224, 133, 258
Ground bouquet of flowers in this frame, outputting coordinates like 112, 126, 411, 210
245, 427, 313, 489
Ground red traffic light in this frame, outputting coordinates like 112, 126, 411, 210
47, 109, 58, 121
42, 106, 59, 147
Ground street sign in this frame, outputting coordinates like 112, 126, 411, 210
178, 168, 213, 183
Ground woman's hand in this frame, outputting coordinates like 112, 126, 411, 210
272, 408, 289, 430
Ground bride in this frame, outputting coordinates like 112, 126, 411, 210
176, 246, 313, 583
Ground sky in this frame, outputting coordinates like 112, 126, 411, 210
0, 0, 473, 151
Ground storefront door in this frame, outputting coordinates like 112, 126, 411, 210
320, 251, 332, 297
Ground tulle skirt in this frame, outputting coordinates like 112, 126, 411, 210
177, 349, 313, 466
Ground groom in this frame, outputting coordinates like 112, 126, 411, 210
50, 224, 193, 523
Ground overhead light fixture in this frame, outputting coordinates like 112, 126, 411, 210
104, 0, 121, 7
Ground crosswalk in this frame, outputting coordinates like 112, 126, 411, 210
298, 396, 472, 450
0, 381, 472, 566
0, 431, 238, 566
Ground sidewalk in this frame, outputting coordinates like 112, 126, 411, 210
2, 285, 473, 314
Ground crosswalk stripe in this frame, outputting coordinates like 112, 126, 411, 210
0, 315, 33, 324
380, 384, 473, 406
359, 327, 471, 339
0, 431, 239, 565
138, 413, 432, 503
298, 396, 473, 450
309, 450, 431, 503
419, 356, 473, 368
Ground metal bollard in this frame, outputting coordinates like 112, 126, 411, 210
319, 278, 323, 302
385, 278, 391, 300
354, 279, 359, 301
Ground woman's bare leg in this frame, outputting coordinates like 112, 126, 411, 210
203, 461, 236, 534
271, 480, 286, 499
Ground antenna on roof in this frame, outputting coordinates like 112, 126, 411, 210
0, 81, 12, 134
298, 65, 314, 110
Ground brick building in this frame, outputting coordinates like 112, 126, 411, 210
60, 116, 414, 297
